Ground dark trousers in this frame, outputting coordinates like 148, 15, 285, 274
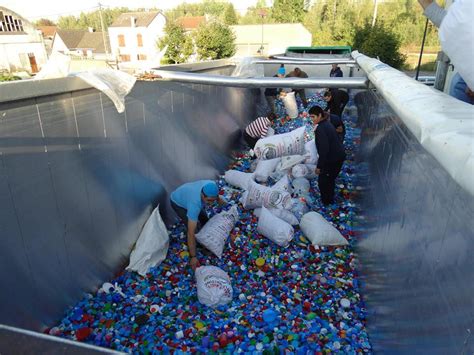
318, 159, 344, 205
294, 89, 307, 107
243, 130, 259, 149
171, 200, 208, 228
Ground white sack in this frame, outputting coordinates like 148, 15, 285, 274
254, 126, 306, 160
291, 198, 309, 221
292, 164, 309, 178
281, 91, 298, 118
266, 127, 275, 137
254, 158, 280, 183
241, 180, 292, 210
273, 174, 292, 193
257, 207, 294, 247
292, 177, 310, 195
305, 164, 318, 179
280, 154, 306, 170
254, 207, 299, 226
304, 139, 318, 165
195, 206, 239, 258
127, 206, 169, 276
224, 170, 254, 190
300, 212, 349, 246
195, 266, 233, 308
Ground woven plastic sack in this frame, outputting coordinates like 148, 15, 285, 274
273, 174, 292, 193
195, 266, 233, 308
224, 170, 254, 190
195, 206, 239, 258
254, 207, 299, 226
280, 154, 306, 170
240, 180, 292, 210
304, 139, 318, 165
254, 158, 280, 183
300, 212, 348, 246
257, 207, 294, 247
254, 126, 306, 160
281, 91, 298, 118
291, 164, 309, 178
127, 205, 169, 276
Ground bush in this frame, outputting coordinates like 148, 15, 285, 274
353, 21, 406, 69
0, 73, 21, 82
194, 21, 236, 61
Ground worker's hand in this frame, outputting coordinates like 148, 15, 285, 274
466, 87, 474, 98
315, 168, 321, 175
417, 0, 433, 10
218, 197, 226, 206
189, 256, 200, 271
336, 126, 343, 133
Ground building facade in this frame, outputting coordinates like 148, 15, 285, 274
108, 12, 166, 63
52, 29, 109, 60
0, 7, 47, 73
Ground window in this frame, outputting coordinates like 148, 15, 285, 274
118, 34, 125, 47
0, 13, 24, 32
119, 54, 130, 62
137, 34, 143, 47
137, 54, 147, 60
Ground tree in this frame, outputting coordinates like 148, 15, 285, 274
194, 21, 236, 60
35, 18, 56, 26
272, 0, 305, 23
223, 3, 238, 25
158, 22, 193, 64
57, 7, 131, 30
353, 21, 406, 69
239, 1, 275, 25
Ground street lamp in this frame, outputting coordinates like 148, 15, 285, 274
257, 9, 266, 55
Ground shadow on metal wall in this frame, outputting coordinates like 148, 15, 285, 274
354, 90, 474, 354
0, 78, 258, 330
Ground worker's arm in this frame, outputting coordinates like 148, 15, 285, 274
187, 220, 199, 271
418, 0, 446, 28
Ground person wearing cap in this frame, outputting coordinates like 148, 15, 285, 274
286, 67, 308, 108
170, 180, 225, 270
264, 69, 285, 114
308, 106, 346, 206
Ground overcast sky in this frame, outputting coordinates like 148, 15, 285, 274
3, 0, 262, 21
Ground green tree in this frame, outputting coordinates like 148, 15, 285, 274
353, 21, 406, 69
35, 18, 56, 26
239, 1, 274, 25
194, 21, 236, 60
166, 0, 228, 21
223, 3, 238, 25
158, 21, 193, 64
57, 7, 131, 30
272, 0, 305, 23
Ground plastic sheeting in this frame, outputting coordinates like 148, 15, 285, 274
352, 51, 474, 196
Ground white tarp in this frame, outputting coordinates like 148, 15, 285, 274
352, 51, 474, 196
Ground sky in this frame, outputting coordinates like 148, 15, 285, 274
2, 0, 261, 21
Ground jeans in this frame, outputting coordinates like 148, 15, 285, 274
449, 73, 474, 105
170, 200, 208, 228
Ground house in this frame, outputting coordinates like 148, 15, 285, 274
37, 25, 57, 55
108, 11, 166, 63
52, 29, 109, 60
177, 16, 206, 32
0, 6, 48, 73
230, 23, 312, 57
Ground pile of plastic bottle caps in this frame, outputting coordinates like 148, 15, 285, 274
50, 92, 372, 354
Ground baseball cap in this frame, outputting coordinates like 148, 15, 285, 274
277, 67, 286, 75
202, 182, 218, 198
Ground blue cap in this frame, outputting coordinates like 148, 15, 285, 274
278, 67, 286, 75
202, 182, 218, 197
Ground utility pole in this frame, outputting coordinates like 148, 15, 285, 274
98, 3, 110, 58
371, 0, 378, 27
258, 9, 266, 55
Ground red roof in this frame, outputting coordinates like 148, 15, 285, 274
38, 25, 57, 38
177, 16, 206, 30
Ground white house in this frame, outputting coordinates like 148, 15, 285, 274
230, 23, 312, 57
0, 7, 48, 73
108, 11, 166, 63
52, 29, 109, 60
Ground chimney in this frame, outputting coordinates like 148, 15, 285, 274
88, 27, 94, 33
130, 16, 136, 28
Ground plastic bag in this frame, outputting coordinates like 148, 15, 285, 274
254, 158, 280, 183
254, 126, 306, 160
75, 68, 136, 113
273, 174, 292, 193
280, 154, 306, 170
195, 266, 233, 308
291, 164, 309, 178
300, 212, 348, 246
224, 170, 254, 190
126, 205, 169, 276
292, 177, 310, 195
257, 207, 294, 247
290, 198, 309, 221
281, 91, 298, 118
35, 52, 71, 80
304, 139, 318, 165
254, 207, 299, 226
240, 180, 292, 210
195, 206, 239, 258
231, 57, 264, 78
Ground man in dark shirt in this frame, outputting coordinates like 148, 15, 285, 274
264, 72, 284, 114
286, 67, 308, 107
330, 64, 343, 77
309, 106, 346, 206
329, 113, 345, 143
324, 89, 349, 118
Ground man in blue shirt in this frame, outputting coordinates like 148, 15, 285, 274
170, 180, 225, 270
